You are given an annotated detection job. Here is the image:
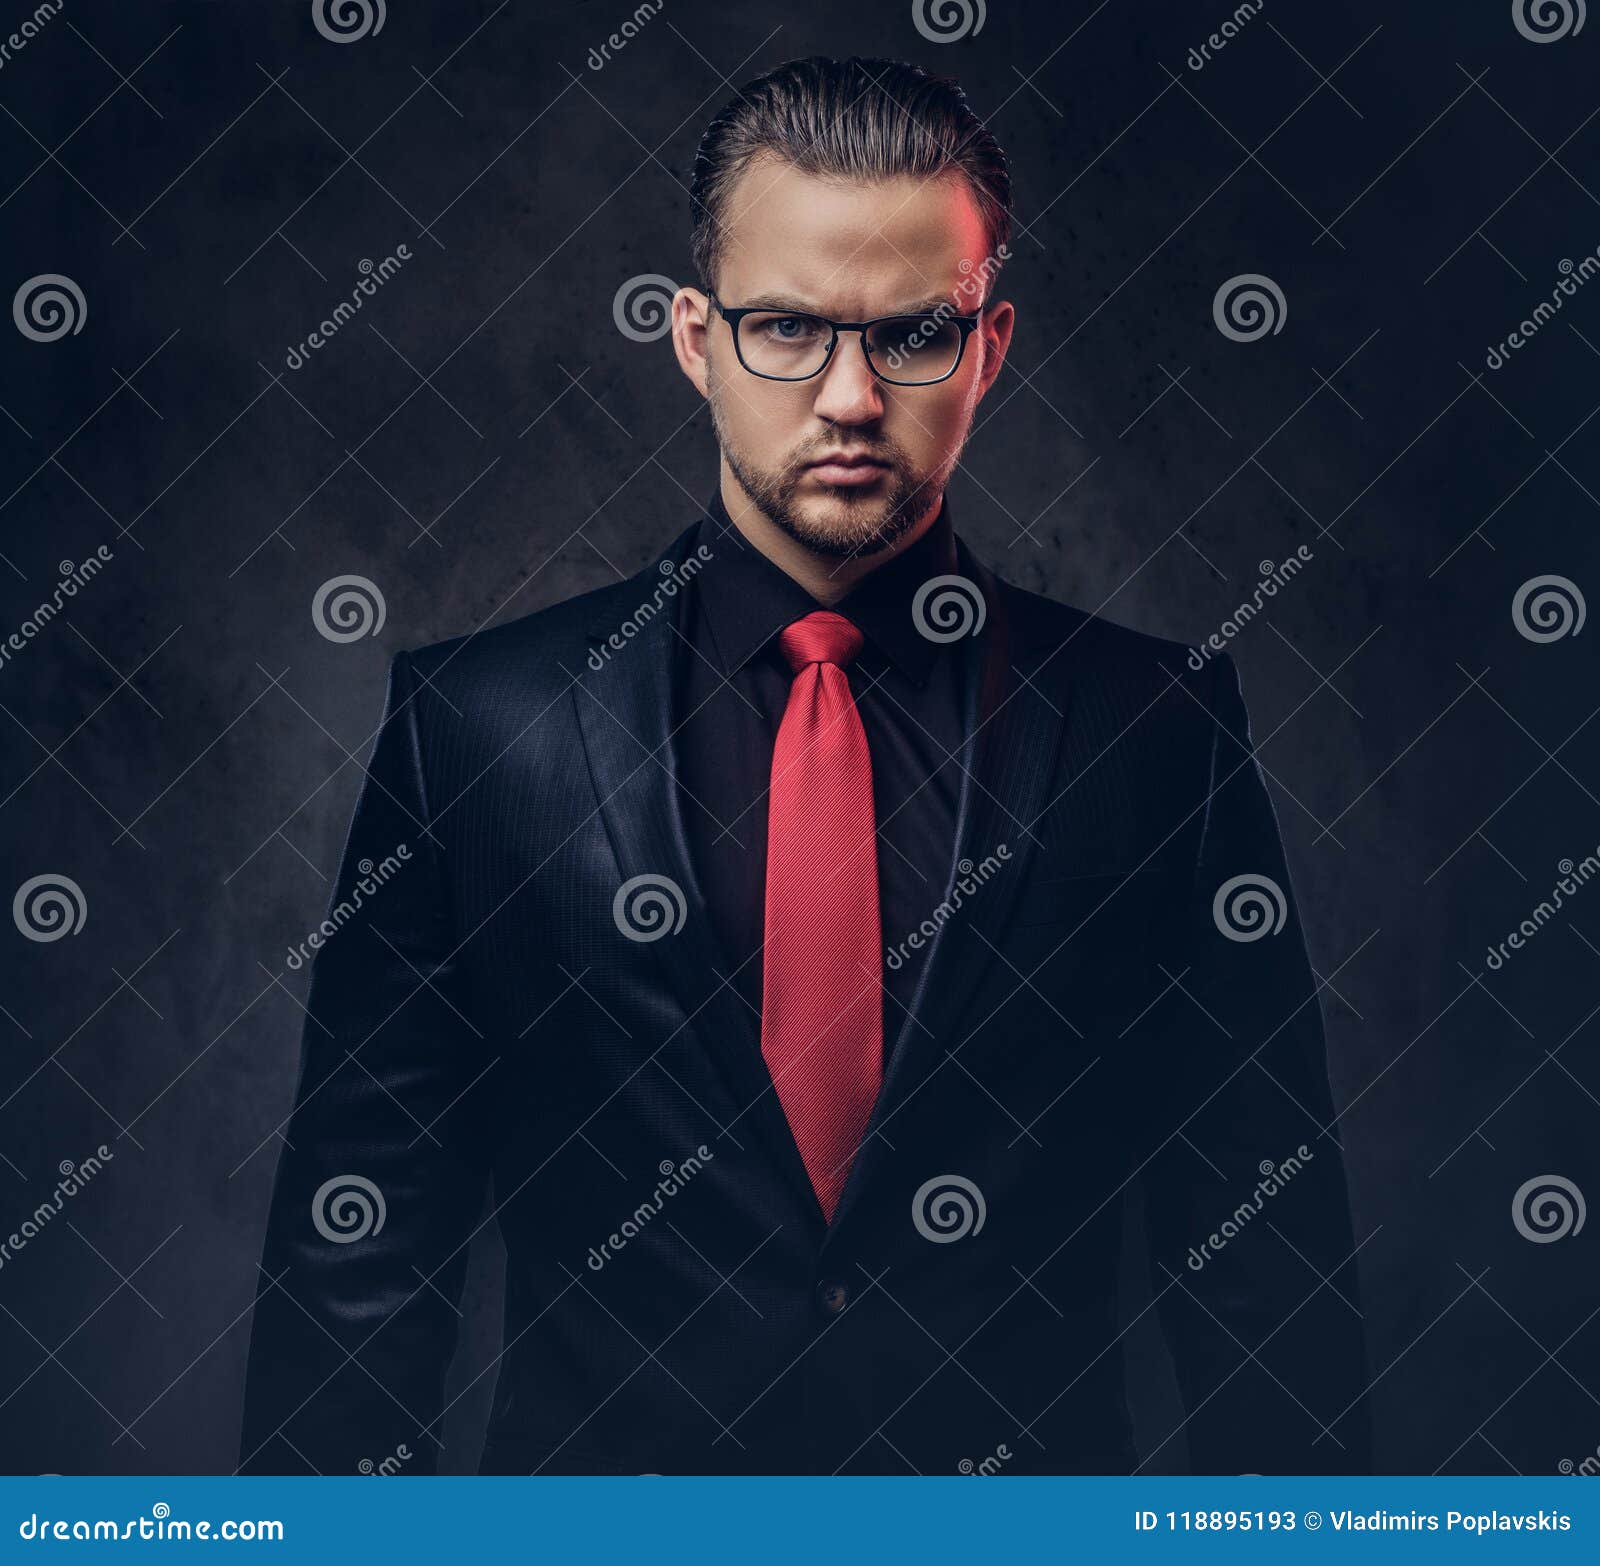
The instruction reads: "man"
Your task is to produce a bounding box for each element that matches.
[240,55,1372,1476]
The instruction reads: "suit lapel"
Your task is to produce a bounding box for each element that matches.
[828,552,1072,1228]
[570,532,821,1216]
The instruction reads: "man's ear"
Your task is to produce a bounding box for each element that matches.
[671,286,713,398]
[973,298,1015,402]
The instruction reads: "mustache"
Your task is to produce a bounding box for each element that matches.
[791,442,901,469]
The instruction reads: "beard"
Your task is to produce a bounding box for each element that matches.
[707,361,955,561]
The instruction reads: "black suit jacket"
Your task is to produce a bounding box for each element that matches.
[239,522,1373,1475]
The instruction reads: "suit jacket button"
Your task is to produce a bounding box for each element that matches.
[817,1280,849,1314]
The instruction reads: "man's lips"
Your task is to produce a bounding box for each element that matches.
[805,453,891,486]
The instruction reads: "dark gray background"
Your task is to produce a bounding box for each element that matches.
[1,0,1597,1475]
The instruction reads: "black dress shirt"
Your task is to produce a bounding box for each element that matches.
[675,489,968,1062]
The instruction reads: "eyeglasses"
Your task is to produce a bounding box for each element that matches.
[709,293,983,386]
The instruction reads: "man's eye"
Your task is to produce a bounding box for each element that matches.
[756,315,821,341]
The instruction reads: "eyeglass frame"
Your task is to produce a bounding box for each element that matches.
[706,291,986,386]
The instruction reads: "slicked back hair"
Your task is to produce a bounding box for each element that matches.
[689,55,1011,296]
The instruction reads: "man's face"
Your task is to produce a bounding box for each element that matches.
[676,153,1013,561]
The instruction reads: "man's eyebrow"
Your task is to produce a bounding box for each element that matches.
[731,293,970,316]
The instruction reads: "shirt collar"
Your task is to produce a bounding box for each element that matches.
[693,487,958,686]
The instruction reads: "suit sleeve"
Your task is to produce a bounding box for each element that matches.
[1139,650,1374,1475]
[238,649,493,1475]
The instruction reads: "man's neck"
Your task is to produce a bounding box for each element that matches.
[717,471,942,607]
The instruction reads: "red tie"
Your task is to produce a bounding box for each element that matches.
[761,610,883,1223]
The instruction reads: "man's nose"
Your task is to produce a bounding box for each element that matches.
[809,331,885,426]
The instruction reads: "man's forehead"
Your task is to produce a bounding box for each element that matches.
[715,152,989,306]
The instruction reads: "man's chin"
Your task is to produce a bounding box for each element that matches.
[771,492,911,559]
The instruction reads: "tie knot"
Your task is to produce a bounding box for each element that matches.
[778,610,863,673]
